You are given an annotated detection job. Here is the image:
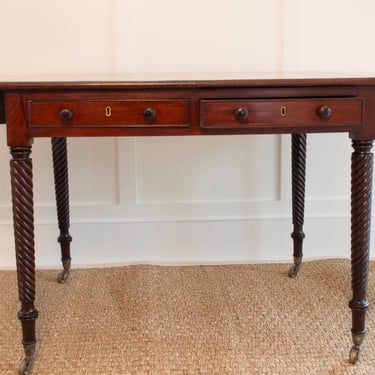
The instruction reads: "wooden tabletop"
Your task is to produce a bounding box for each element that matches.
[0,72,375,90]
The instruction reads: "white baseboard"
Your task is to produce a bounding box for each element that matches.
[0,216,365,269]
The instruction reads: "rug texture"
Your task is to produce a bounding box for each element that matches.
[1,259,374,374]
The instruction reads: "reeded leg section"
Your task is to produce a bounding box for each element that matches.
[10,146,39,374]
[289,134,306,278]
[52,138,72,283]
[349,139,373,363]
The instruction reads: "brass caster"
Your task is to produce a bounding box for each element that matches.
[288,265,300,278]
[19,342,36,375]
[349,346,360,364]
[18,356,34,375]
[19,341,36,375]
[288,256,302,278]
[57,269,70,284]
[57,259,71,283]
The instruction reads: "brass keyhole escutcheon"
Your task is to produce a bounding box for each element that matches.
[280,106,287,117]
[105,106,112,117]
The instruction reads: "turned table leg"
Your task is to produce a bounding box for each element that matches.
[349,139,373,363]
[51,137,72,283]
[10,146,38,375]
[289,134,307,278]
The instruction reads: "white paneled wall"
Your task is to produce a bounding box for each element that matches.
[116,1,283,72]
[0,1,374,268]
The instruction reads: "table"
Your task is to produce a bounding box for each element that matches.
[0,73,373,373]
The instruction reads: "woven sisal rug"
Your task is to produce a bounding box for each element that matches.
[1,259,374,374]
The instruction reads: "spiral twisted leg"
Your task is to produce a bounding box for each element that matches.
[52,138,72,283]
[10,146,39,375]
[349,139,373,364]
[289,134,307,278]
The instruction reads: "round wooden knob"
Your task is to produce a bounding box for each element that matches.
[143,107,156,121]
[234,107,249,122]
[317,105,332,120]
[59,108,74,121]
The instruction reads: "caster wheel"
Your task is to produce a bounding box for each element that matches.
[288,265,299,278]
[349,347,360,364]
[58,269,70,284]
[19,357,33,375]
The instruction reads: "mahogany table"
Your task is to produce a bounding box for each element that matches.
[0,73,373,374]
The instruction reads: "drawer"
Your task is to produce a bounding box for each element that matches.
[200,98,363,129]
[28,99,191,128]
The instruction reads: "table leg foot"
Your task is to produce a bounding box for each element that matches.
[288,256,302,278]
[349,333,365,364]
[19,342,35,375]
[58,259,71,283]
[349,347,359,364]
[58,258,71,283]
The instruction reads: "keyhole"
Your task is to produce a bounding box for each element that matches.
[105,106,112,117]
[280,106,287,117]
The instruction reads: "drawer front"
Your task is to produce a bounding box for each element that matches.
[28,99,190,127]
[201,98,363,129]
